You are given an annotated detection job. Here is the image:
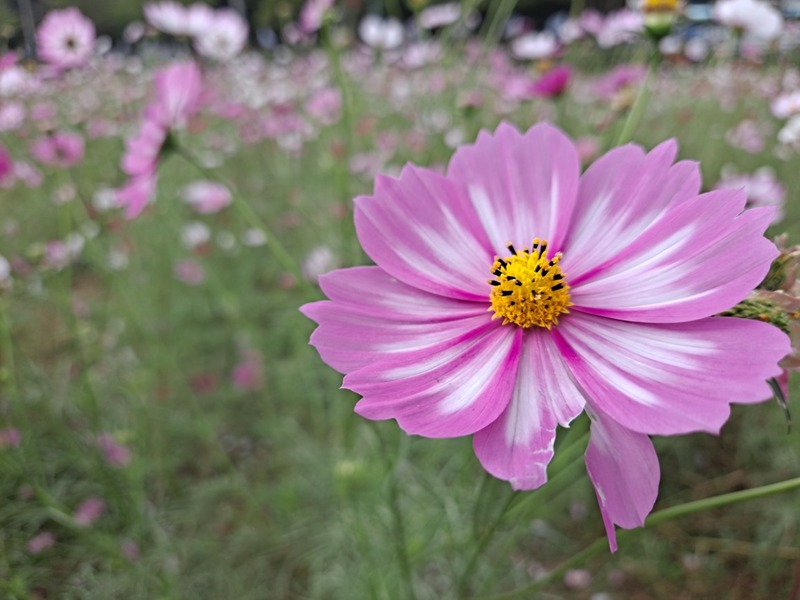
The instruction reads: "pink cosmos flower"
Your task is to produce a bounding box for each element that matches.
[29,132,85,168]
[116,61,203,218]
[771,90,800,120]
[595,9,644,48]
[36,8,96,69]
[301,123,790,551]
[193,8,249,61]
[231,348,264,391]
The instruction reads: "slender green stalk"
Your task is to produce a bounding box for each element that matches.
[480,0,517,54]
[373,425,417,600]
[614,55,658,147]
[481,476,800,599]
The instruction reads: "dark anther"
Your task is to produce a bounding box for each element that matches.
[501,290,514,296]
[551,283,564,291]
[534,264,541,273]
[493,269,502,276]
[506,243,517,255]
[553,274,563,281]
[490,280,500,286]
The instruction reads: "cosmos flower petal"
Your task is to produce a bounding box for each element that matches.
[345,323,522,438]
[570,191,777,322]
[302,266,488,373]
[472,329,585,490]
[354,166,494,300]
[553,313,788,435]
[561,140,701,280]
[585,408,659,553]
[447,122,580,254]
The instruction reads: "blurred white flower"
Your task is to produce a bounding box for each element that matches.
[358,15,404,50]
[510,31,559,60]
[713,0,783,40]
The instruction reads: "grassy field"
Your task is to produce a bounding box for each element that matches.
[1,26,800,600]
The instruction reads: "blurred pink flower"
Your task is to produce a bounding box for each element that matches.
[174,259,205,285]
[725,119,767,154]
[299,0,334,34]
[29,132,85,168]
[232,348,264,391]
[0,102,25,132]
[0,143,13,184]
[302,245,338,282]
[771,90,800,120]
[151,60,204,129]
[27,532,55,554]
[715,166,786,223]
[74,496,105,527]
[0,428,20,448]
[530,65,571,98]
[96,433,132,467]
[193,8,248,61]
[305,87,342,125]
[418,2,462,30]
[594,64,647,99]
[182,181,232,214]
[36,8,96,69]
[121,539,140,561]
[595,9,643,48]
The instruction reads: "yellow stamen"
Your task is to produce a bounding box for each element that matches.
[488,238,572,329]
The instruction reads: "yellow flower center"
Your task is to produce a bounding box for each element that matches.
[488,239,572,329]
[641,0,680,13]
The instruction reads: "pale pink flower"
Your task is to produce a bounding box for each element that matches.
[29,132,85,168]
[121,540,140,561]
[151,60,204,129]
[725,119,767,153]
[305,87,342,125]
[144,1,191,36]
[193,8,248,61]
[182,181,232,214]
[299,0,335,34]
[778,115,800,148]
[96,433,132,467]
[771,90,800,119]
[302,122,789,552]
[0,102,25,132]
[27,532,55,554]
[36,8,96,69]
[302,245,338,282]
[186,3,216,36]
[74,497,105,527]
[174,259,205,285]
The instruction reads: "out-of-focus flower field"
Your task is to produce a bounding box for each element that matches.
[1,1,800,598]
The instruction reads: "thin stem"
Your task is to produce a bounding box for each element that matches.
[614,54,658,147]
[481,475,800,599]
[373,425,417,600]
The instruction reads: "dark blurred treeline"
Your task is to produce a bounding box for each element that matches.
[2,0,628,41]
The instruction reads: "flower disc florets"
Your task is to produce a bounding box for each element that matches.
[489,239,571,329]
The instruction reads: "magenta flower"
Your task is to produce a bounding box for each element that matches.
[0,143,13,184]
[96,433,132,467]
[29,132,85,168]
[530,65,571,98]
[301,123,789,551]
[36,8,96,70]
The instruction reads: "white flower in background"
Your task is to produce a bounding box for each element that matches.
[358,15,404,50]
[713,0,783,40]
[684,37,710,61]
[182,181,232,214]
[510,31,559,60]
[778,114,800,147]
[193,8,249,61]
[186,3,215,36]
[595,9,644,48]
[418,2,461,30]
[181,222,212,249]
[302,245,338,282]
[0,254,11,289]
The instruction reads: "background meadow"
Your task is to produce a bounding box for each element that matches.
[1,1,800,598]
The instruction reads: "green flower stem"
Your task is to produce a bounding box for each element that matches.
[174,147,308,289]
[480,0,518,54]
[480,475,800,600]
[614,54,659,147]
[373,425,417,600]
